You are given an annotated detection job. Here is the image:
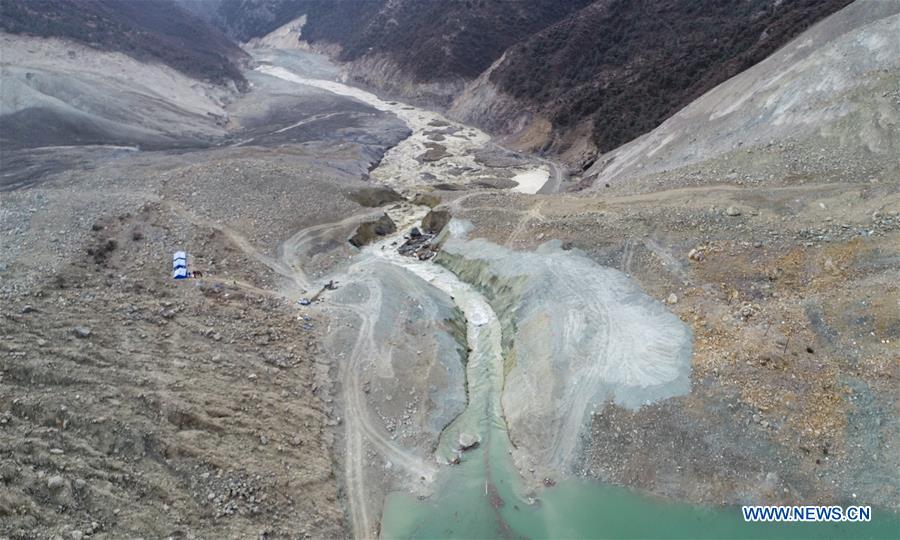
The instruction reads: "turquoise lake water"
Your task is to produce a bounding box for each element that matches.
[381,422,899,539]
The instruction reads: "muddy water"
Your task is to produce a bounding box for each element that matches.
[257,52,899,539]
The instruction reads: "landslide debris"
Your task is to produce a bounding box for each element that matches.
[0,0,248,87]
[436,233,692,474]
[446,177,900,509]
[0,204,345,539]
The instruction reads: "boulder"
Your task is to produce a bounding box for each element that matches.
[348,214,397,247]
[422,210,451,235]
[458,432,481,451]
[418,142,449,162]
[411,193,441,208]
[47,475,66,490]
[73,326,92,338]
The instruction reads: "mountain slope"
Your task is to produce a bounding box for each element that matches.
[215,0,591,102]
[217,0,589,79]
[0,0,247,87]
[0,33,233,150]
[211,0,853,159]
[582,0,900,190]
[451,0,854,162]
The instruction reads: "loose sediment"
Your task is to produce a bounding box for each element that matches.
[436,233,693,475]
[257,47,900,540]
[364,210,507,465]
[256,63,549,195]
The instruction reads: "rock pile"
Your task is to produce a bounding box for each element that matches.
[398,227,437,260]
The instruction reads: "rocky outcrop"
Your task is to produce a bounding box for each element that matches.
[421,210,451,235]
[418,142,450,163]
[410,193,441,208]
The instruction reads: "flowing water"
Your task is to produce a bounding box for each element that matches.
[257,51,900,539]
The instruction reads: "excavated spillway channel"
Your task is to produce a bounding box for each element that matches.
[258,53,900,540]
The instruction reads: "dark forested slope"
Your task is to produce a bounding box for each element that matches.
[488,0,855,153]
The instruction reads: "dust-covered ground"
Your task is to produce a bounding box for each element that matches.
[0,57,408,538]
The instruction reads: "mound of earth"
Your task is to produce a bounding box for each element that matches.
[344,186,405,208]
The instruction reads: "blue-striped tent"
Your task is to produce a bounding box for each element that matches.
[173,251,188,279]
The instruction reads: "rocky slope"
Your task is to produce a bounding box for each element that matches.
[0,49,410,538]
[467,0,855,158]
[0,0,257,151]
[0,33,235,150]
[216,0,590,105]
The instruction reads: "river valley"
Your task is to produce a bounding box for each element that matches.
[254,49,900,539]
[2,25,898,539]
